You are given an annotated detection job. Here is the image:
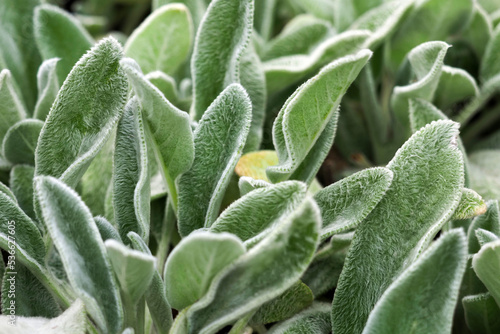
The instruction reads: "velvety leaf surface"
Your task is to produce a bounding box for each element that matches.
[34,4,94,84]
[238,176,271,196]
[314,167,393,238]
[469,150,500,201]
[332,120,464,334]
[2,119,43,165]
[267,50,371,183]
[34,58,60,121]
[164,231,245,311]
[267,302,331,334]
[476,228,500,246]
[113,97,150,243]
[9,165,36,221]
[210,181,306,243]
[0,181,15,202]
[121,58,194,210]
[35,176,122,333]
[362,230,467,334]
[105,239,156,305]
[35,37,127,188]
[95,216,121,242]
[453,188,487,220]
[124,4,193,76]
[463,292,500,333]
[434,66,479,111]
[473,239,500,307]
[0,70,26,143]
[178,84,251,236]
[186,198,321,334]
[190,0,254,120]
[153,0,206,29]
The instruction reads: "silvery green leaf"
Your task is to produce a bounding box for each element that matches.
[289,0,335,22]
[314,167,393,238]
[332,121,464,334]
[0,181,15,202]
[262,15,331,61]
[124,4,193,76]
[0,0,41,111]
[105,239,156,305]
[254,0,278,41]
[34,4,94,84]
[34,58,60,121]
[468,200,500,254]
[473,239,500,307]
[35,37,127,188]
[267,302,331,334]
[113,97,150,243]
[240,44,267,152]
[210,181,306,243]
[362,230,467,334]
[391,41,450,128]
[80,133,114,217]
[128,231,173,334]
[190,0,254,121]
[35,176,122,333]
[462,3,493,59]
[145,71,180,108]
[0,299,86,334]
[476,228,500,246]
[178,84,251,236]
[122,329,134,334]
[251,281,313,325]
[267,50,371,183]
[408,98,471,186]
[388,0,473,69]
[463,292,500,333]
[481,24,500,85]
[263,31,371,94]
[349,0,415,50]
[238,176,270,196]
[433,66,479,111]
[2,263,61,318]
[164,231,245,311]
[0,191,45,270]
[453,188,487,220]
[186,198,321,334]
[120,58,194,211]
[469,150,500,201]
[0,70,27,143]
[95,216,121,242]
[301,233,352,297]
[2,119,43,165]
[9,165,36,221]
[153,0,206,29]
[170,307,189,334]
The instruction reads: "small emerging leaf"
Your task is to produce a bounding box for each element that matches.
[453,188,487,220]
[2,119,43,165]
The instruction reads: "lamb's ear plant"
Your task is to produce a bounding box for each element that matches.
[1,0,500,333]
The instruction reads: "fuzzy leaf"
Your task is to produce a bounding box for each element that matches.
[0,299,86,334]
[469,150,500,201]
[473,240,500,308]
[186,198,320,334]
[105,239,156,305]
[95,216,121,242]
[120,58,194,210]
[34,4,94,84]
[476,229,500,246]
[463,292,500,333]
[267,303,331,334]
[314,167,393,238]
[332,120,464,334]
[481,24,500,85]
[35,176,122,333]
[251,281,313,325]
[434,66,479,111]
[124,4,193,76]
[453,188,487,220]
[190,0,254,120]
[0,70,26,143]
[391,41,450,128]
[178,83,251,236]
[153,0,206,29]
[34,58,60,121]
[2,119,43,165]
[0,181,15,202]
[9,165,36,221]
[0,0,41,111]
[211,181,307,243]
[113,97,150,243]
[128,231,173,333]
[263,31,371,93]
[145,71,180,107]
[238,176,270,196]
[35,37,127,188]
[362,230,467,334]
[463,4,493,59]
[164,231,245,310]
[468,200,500,254]
[267,50,371,183]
